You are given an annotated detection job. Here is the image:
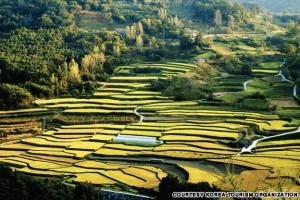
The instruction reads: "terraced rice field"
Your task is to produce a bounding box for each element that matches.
[0,62,299,192]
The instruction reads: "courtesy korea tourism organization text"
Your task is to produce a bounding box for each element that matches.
[172,192,299,199]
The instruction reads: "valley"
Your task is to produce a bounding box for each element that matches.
[0,0,299,199]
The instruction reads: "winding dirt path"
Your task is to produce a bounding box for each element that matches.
[134,106,144,122]
[243,80,253,91]
[237,126,300,156]
[243,60,298,99]
[276,60,298,99]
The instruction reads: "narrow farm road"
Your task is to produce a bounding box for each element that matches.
[237,126,300,156]
[134,106,144,122]
[243,80,253,91]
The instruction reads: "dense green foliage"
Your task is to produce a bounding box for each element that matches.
[0,0,131,109]
[151,63,217,101]
[0,164,103,200]
[157,175,221,200]
[0,0,285,110]
[266,25,300,85]
[284,25,300,84]
[0,0,73,32]
[0,83,33,109]
[164,77,212,101]
[0,27,126,101]
[234,0,300,14]
[194,0,247,25]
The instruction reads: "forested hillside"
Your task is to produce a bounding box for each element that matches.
[233,0,300,14]
[0,0,282,110]
[0,0,300,197]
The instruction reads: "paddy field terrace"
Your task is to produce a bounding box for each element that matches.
[0,61,299,193]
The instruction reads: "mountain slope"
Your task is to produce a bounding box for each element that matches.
[233,0,300,14]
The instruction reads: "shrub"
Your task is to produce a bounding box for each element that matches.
[133,67,161,74]
[157,175,221,200]
[25,82,53,98]
[164,77,211,101]
[151,79,169,91]
[0,83,33,109]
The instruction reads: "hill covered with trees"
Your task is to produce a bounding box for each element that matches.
[0,0,299,197]
[0,0,282,110]
[0,0,284,109]
[233,0,300,14]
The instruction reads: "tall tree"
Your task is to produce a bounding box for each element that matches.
[214,9,222,26]
[68,59,81,84]
[136,35,144,47]
[125,26,131,39]
[137,21,144,36]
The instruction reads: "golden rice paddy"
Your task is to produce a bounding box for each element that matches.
[0,62,298,191]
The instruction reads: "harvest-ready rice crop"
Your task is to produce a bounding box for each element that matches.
[7,157,64,170]
[21,138,71,148]
[63,109,134,114]
[178,164,220,184]
[61,124,126,129]
[63,150,94,158]
[96,87,131,92]
[20,167,72,176]
[0,143,37,150]
[110,76,158,81]
[104,143,154,151]
[122,167,161,189]
[110,95,168,100]
[120,130,162,137]
[52,166,98,173]
[153,144,234,155]
[0,158,29,167]
[74,173,116,185]
[55,128,104,135]
[257,139,300,148]
[125,125,165,131]
[160,135,215,142]
[205,158,271,170]
[168,142,236,150]
[37,136,89,142]
[27,150,75,158]
[67,141,105,151]
[93,92,123,97]
[98,82,151,88]
[190,122,248,130]
[101,170,146,187]
[165,126,237,132]
[35,98,85,105]
[164,130,239,139]
[126,91,162,95]
[136,166,168,180]
[143,150,222,159]
[232,156,300,171]
[244,119,296,131]
[46,104,136,110]
[255,151,300,160]
[75,160,128,170]
[90,134,115,141]
[52,135,92,139]
[158,110,279,120]
[94,148,141,156]
[0,108,49,115]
